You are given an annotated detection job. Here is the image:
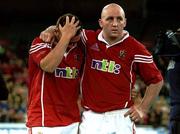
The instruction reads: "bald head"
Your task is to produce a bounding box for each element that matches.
[101,3,125,19]
[98,3,127,44]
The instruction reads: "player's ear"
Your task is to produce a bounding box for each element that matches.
[98,19,103,28]
[123,18,127,28]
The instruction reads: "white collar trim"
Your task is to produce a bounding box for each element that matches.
[97,30,129,48]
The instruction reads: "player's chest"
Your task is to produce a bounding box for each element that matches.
[60,48,84,68]
[87,42,133,63]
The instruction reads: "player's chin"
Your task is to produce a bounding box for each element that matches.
[110,34,120,39]
[110,31,120,36]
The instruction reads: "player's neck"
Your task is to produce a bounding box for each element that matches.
[104,33,126,45]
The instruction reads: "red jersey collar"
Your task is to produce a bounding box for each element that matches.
[64,43,77,58]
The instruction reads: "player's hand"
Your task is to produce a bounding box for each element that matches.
[124,106,146,122]
[40,26,57,43]
[59,16,81,39]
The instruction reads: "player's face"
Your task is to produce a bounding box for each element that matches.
[99,6,126,40]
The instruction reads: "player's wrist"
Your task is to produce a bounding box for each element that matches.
[137,105,148,116]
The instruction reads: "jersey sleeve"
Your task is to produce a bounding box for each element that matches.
[29,37,51,66]
[80,29,98,47]
[133,42,163,85]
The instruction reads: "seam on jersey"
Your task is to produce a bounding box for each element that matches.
[80,57,86,96]
[41,72,45,126]
[130,61,134,100]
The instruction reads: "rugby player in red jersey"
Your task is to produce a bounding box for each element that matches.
[27,14,84,134]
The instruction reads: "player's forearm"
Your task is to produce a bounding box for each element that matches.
[139,80,163,113]
[40,35,71,73]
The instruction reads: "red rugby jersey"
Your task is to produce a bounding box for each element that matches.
[27,37,84,127]
[80,29,163,112]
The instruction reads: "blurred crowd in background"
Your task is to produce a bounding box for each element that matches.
[0,39,28,123]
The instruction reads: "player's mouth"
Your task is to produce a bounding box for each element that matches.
[111,28,118,32]
[111,30,119,34]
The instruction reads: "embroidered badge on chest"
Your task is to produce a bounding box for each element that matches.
[119,50,126,58]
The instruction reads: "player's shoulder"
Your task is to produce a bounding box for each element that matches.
[31,37,43,46]
[81,29,100,44]
[82,29,99,37]
[125,35,152,57]
[29,37,51,54]
[128,35,147,49]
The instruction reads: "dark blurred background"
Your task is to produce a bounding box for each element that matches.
[0,0,179,129]
[1,0,179,58]
[0,0,179,40]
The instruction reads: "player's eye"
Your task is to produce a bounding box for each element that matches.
[106,17,114,22]
[117,17,123,22]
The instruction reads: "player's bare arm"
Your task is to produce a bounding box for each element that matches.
[40,16,80,73]
[124,80,163,122]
